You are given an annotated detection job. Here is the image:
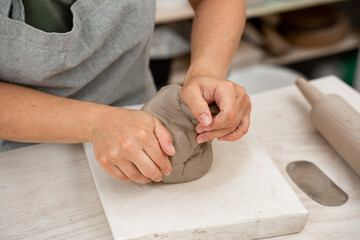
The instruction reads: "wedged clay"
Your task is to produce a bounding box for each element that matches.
[142,84,218,183]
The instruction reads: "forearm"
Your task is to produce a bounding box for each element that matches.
[187,0,246,80]
[180,0,250,142]
[0,82,109,143]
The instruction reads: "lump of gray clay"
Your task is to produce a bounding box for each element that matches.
[142,84,218,183]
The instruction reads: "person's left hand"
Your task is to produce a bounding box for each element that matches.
[180,73,251,143]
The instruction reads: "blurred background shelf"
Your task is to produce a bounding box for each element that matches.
[260,32,359,65]
[245,0,343,19]
[153,0,360,90]
[156,3,193,24]
[155,0,343,24]
[168,30,359,85]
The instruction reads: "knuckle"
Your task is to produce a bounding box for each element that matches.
[230,124,238,132]
[130,171,142,180]
[118,174,130,182]
[203,132,214,141]
[135,128,148,140]
[180,85,193,103]
[226,110,236,121]
[107,148,120,160]
[245,95,251,106]
[248,101,252,111]
[226,80,235,88]
[244,128,249,135]
[224,121,233,128]
[231,82,238,91]
[144,166,159,178]
[137,178,151,184]
[237,85,246,96]
[229,132,242,141]
[242,125,249,135]
[123,178,133,183]
[99,156,112,166]
[181,84,190,93]
[224,136,235,142]
[236,128,247,138]
[143,179,153,184]
[155,155,168,168]
[228,136,239,142]
[120,138,134,151]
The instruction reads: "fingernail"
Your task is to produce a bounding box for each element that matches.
[197,126,212,133]
[155,175,162,182]
[163,168,171,176]
[200,113,211,126]
[170,144,176,155]
[197,136,207,143]
[196,126,205,133]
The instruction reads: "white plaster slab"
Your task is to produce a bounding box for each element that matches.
[84,135,308,240]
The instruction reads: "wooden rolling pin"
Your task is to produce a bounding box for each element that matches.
[296,78,360,176]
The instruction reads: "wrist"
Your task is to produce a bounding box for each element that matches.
[88,105,133,144]
[185,62,228,84]
[87,104,115,143]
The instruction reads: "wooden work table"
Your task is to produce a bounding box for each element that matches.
[0,76,359,239]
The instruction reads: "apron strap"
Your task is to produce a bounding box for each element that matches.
[0,0,11,16]
[11,0,25,21]
[0,0,25,21]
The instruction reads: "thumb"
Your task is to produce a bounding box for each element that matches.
[181,86,212,127]
[153,117,176,156]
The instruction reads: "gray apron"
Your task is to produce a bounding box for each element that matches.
[0,0,157,152]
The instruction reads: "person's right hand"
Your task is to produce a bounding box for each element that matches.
[90,107,175,184]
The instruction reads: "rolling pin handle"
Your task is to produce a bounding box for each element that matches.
[296,78,324,106]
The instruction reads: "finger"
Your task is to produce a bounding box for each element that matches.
[197,93,237,133]
[196,91,248,133]
[197,126,235,143]
[121,149,163,182]
[143,133,172,176]
[196,101,251,142]
[111,165,133,183]
[199,100,251,142]
[153,117,176,157]
[97,156,133,182]
[196,106,242,135]
[195,110,222,133]
[196,108,235,133]
[181,84,212,127]
[218,114,250,141]
[118,161,152,184]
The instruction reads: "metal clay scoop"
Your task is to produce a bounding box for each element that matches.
[287,161,348,206]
